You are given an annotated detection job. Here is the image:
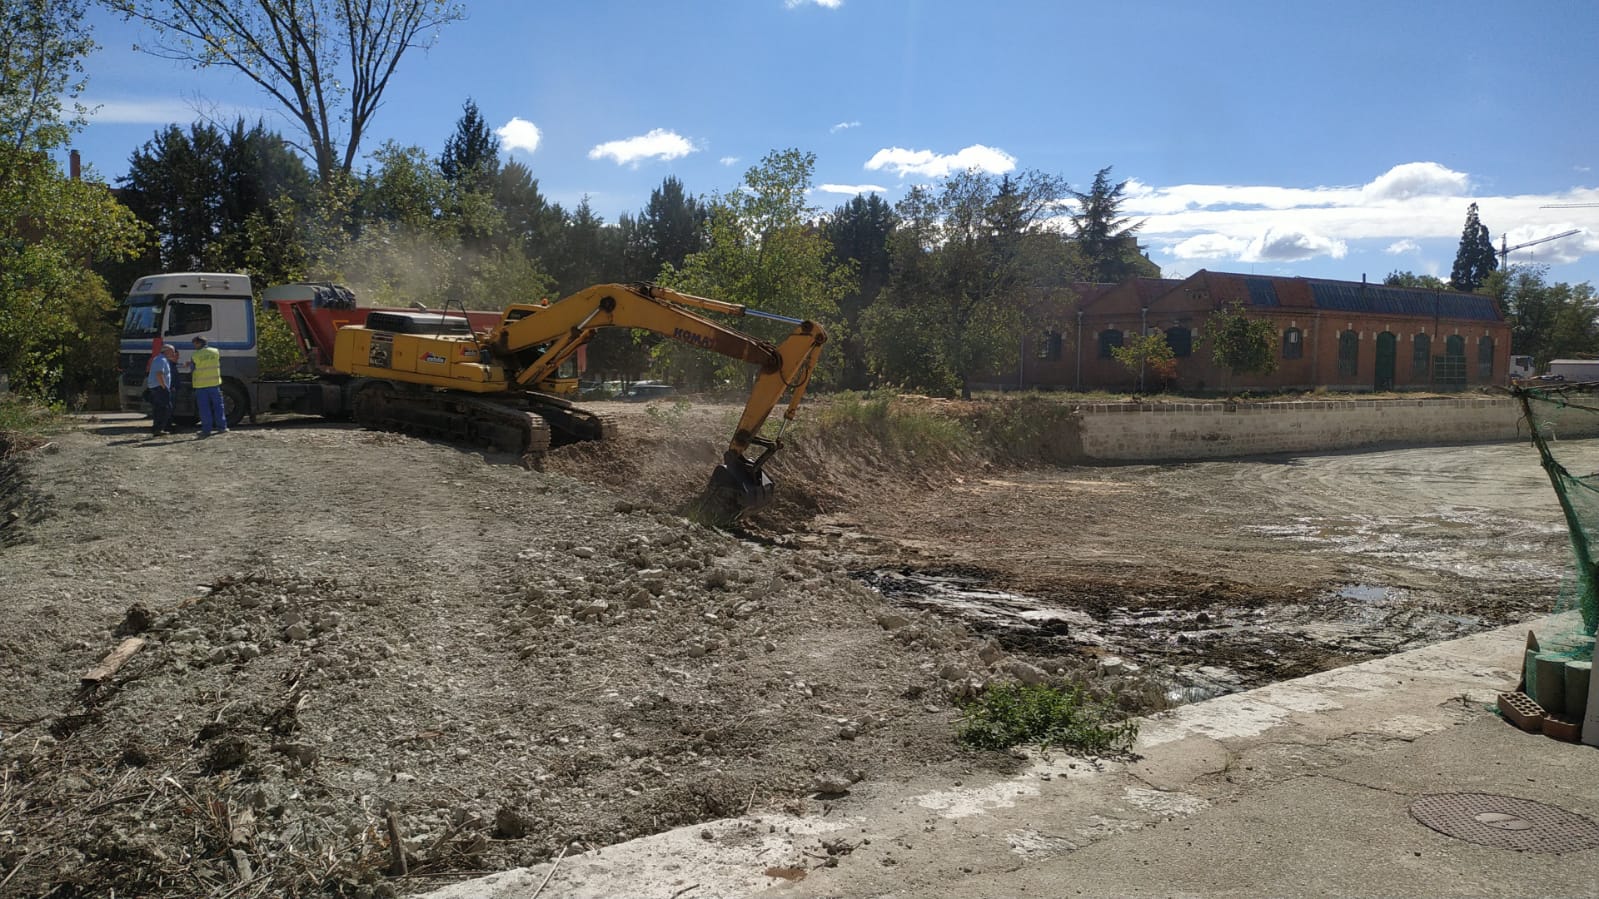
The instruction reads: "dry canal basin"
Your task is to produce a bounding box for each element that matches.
[811,439,1592,703]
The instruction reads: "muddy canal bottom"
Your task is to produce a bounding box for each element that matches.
[859,568,1519,706]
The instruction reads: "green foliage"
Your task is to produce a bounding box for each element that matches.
[659,149,849,387]
[1450,202,1498,292]
[439,98,499,191]
[825,193,897,390]
[1383,270,1448,290]
[1,0,92,156]
[0,394,69,447]
[1205,302,1279,378]
[255,302,306,375]
[1488,265,1599,365]
[1110,330,1177,390]
[869,169,1077,399]
[957,682,1139,754]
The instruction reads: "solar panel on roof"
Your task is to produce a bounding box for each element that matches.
[1245,278,1280,307]
[1307,282,1499,321]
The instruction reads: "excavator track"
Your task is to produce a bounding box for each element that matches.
[354,384,553,466]
[523,393,621,446]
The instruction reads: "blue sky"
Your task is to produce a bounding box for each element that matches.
[64,0,1599,286]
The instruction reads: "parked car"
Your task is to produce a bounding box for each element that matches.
[622,383,677,401]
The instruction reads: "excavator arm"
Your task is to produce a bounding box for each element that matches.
[487,283,828,515]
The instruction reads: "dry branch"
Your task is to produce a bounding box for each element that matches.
[81,637,146,687]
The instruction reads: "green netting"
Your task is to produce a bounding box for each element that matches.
[1516,384,1599,639]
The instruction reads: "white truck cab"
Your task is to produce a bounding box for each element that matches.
[118,273,257,425]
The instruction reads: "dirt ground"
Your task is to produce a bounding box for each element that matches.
[0,399,1575,897]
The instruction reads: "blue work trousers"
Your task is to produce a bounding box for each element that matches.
[196,385,227,436]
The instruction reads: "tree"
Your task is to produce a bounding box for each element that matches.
[1111,331,1176,392]
[864,169,1075,398]
[1489,266,1599,366]
[1384,270,1448,290]
[825,193,897,389]
[2,0,92,159]
[660,148,848,388]
[1205,302,1278,383]
[625,176,707,281]
[101,0,465,184]
[1449,202,1497,292]
[1,0,145,396]
[439,97,499,189]
[119,118,312,272]
[1067,166,1153,283]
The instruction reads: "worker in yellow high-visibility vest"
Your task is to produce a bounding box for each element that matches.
[188,335,227,437]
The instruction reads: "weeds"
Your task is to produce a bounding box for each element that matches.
[815,389,973,460]
[0,396,68,456]
[957,682,1139,755]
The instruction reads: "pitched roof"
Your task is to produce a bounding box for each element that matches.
[1181,270,1502,322]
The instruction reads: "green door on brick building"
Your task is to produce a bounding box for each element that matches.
[1374,332,1396,391]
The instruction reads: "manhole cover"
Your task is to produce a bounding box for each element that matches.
[1409,793,1599,853]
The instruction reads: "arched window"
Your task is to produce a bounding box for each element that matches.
[1282,327,1303,360]
[1478,336,1495,380]
[1165,326,1193,358]
[1412,333,1430,376]
[1037,331,1063,361]
[1098,329,1124,359]
[1337,330,1359,377]
[1445,334,1465,357]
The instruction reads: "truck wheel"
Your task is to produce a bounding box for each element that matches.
[223,382,249,427]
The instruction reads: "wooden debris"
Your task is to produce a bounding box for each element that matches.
[81,637,146,688]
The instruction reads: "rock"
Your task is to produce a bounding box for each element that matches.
[811,773,852,796]
[284,623,311,641]
[978,640,1005,666]
[572,546,596,559]
[1004,660,1050,686]
[576,600,610,621]
[876,613,913,631]
[170,627,206,644]
[625,588,655,609]
[115,604,155,636]
[938,663,970,682]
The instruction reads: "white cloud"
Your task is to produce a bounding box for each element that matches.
[588,128,696,166]
[1169,234,1251,260]
[864,144,1016,178]
[816,183,887,195]
[786,0,843,8]
[496,117,542,155]
[1361,161,1469,202]
[830,120,860,133]
[1118,163,1599,268]
[719,156,740,167]
[83,96,260,124]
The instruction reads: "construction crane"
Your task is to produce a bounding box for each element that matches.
[1500,229,1581,268]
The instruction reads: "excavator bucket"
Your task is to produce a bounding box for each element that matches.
[701,450,775,521]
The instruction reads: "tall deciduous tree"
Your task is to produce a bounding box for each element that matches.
[1489,265,1599,366]
[2,0,145,395]
[100,0,465,184]
[1067,166,1154,283]
[1449,202,1497,292]
[865,169,1074,398]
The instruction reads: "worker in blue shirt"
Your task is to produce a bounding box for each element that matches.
[145,344,178,436]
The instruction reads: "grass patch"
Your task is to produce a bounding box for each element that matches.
[0,396,69,457]
[812,389,974,462]
[957,682,1139,755]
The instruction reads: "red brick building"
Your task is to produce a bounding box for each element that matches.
[1009,270,1511,393]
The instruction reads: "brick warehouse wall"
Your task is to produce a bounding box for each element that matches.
[1072,397,1599,462]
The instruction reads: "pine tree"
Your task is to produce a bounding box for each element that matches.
[1067,166,1146,283]
[1449,202,1498,292]
[440,98,500,190]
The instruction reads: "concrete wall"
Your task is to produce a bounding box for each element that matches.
[1074,396,1596,462]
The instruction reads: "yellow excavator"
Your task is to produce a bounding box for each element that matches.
[329,282,827,517]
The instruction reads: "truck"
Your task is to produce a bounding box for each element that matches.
[1542,359,1599,383]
